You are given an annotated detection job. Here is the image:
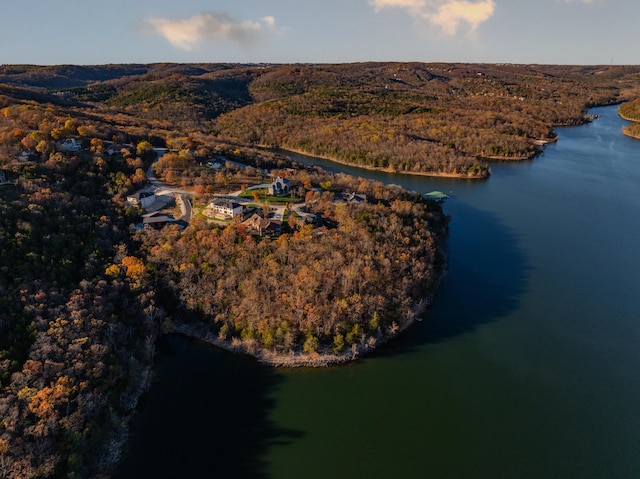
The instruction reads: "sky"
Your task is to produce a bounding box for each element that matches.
[1,0,638,65]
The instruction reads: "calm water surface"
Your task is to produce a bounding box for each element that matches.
[116,105,640,479]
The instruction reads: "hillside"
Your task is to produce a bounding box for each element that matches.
[1,63,639,177]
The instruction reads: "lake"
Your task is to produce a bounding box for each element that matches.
[115,104,640,479]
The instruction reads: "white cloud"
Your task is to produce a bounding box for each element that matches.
[370,0,496,35]
[430,1,496,34]
[148,12,277,51]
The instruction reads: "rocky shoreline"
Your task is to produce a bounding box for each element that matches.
[167,258,447,368]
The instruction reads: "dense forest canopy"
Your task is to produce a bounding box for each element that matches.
[0,61,639,478]
[0,96,160,478]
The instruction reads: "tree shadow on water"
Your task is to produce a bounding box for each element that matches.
[114,334,301,479]
[373,201,532,358]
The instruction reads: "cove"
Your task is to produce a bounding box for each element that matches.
[115,104,640,479]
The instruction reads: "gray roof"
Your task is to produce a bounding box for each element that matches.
[210,198,242,209]
[128,191,154,200]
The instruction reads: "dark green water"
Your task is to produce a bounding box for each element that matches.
[115,105,640,479]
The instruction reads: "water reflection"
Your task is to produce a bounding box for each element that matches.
[114,335,302,479]
[373,201,531,357]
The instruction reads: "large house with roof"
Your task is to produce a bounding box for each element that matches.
[127,190,156,209]
[209,198,243,219]
[268,177,291,196]
[241,212,282,237]
[56,138,82,152]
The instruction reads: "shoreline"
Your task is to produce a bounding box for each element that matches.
[618,111,640,140]
[169,263,447,368]
[618,111,640,123]
[170,309,416,367]
[622,128,640,140]
[617,111,640,140]
[272,146,491,179]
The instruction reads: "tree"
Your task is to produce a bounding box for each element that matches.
[121,256,146,282]
[136,140,155,159]
[302,333,319,354]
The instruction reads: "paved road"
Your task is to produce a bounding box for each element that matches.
[177,193,192,221]
[145,154,193,221]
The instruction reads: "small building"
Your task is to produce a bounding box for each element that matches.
[341,192,367,203]
[209,198,243,219]
[127,191,156,209]
[424,191,449,202]
[268,177,291,196]
[18,149,39,162]
[143,215,171,230]
[56,138,82,152]
[106,144,134,156]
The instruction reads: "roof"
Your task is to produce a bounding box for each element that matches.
[128,191,154,200]
[241,213,282,235]
[342,192,367,202]
[106,144,133,154]
[143,215,171,224]
[424,191,449,201]
[210,198,242,209]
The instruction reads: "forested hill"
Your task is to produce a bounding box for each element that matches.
[1,62,639,177]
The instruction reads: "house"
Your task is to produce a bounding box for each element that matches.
[106,144,134,156]
[268,177,291,196]
[143,215,171,230]
[341,192,367,203]
[127,191,156,208]
[209,198,243,219]
[18,149,38,162]
[241,213,282,237]
[56,138,82,152]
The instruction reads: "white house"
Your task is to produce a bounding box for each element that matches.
[57,138,82,152]
[209,198,243,219]
[127,191,156,208]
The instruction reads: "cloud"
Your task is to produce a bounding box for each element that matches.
[371,0,496,35]
[430,1,496,34]
[148,12,277,51]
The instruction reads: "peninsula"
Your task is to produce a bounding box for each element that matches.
[1,62,640,479]
[619,99,640,139]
